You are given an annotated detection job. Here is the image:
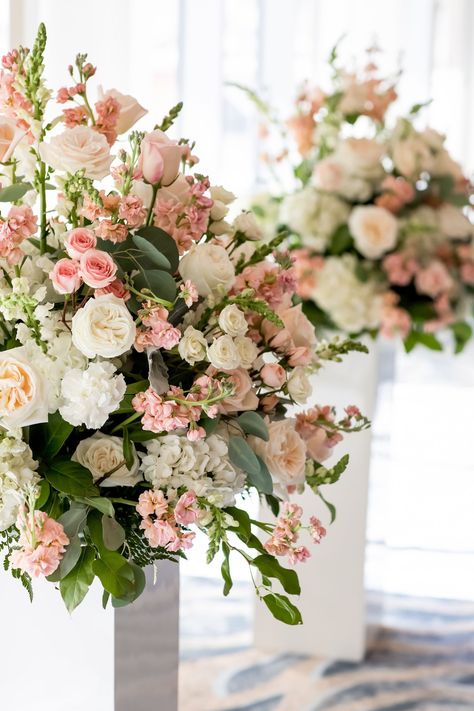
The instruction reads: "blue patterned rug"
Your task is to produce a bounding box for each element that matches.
[179,577,474,711]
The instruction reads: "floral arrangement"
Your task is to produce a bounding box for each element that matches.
[0,26,368,624]
[245,45,474,353]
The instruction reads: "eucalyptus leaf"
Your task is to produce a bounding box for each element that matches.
[0,182,32,202]
[47,536,82,582]
[132,234,171,271]
[92,550,135,598]
[228,436,261,478]
[111,561,146,607]
[237,412,269,441]
[60,546,95,613]
[133,269,177,302]
[76,496,115,517]
[58,503,89,539]
[136,226,179,273]
[102,515,126,551]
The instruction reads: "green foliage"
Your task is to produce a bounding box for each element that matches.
[44,459,99,497]
[132,234,171,271]
[236,412,269,441]
[29,411,74,461]
[102,516,126,551]
[294,159,313,186]
[252,554,300,595]
[58,502,89,539]
[122,427,135,470]
[154,101,183,132]
[262,593,302,625]
[0,183,32,202]
[133,269,177,303]
[135,226,179,273]
[404,330,443,353]
[449,321,472,354]
[329,224,353,255]
[221,542,233,596]
[228,437,273,494]
[47,535,82,582]
[60,546,95,613]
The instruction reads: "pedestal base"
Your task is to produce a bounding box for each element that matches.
[254,340,379,661]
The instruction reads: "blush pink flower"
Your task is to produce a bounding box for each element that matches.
[79,248,117,289]
[50,257,83,294]
[179,280,198,307]
[288,546,311,564]
[309,516,326,544]
[95,277,130,301]
[295,406,342,462]
[415,260,453,298]
[118,194,147,228]
[174,490,199,525]
[95,219,128,244]
[260,363,286,389]
[383,252,419,287]
[136,489,169,519]
[65,227,97,259]
[11,507,69,578]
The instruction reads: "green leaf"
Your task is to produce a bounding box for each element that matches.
[262,593,303,625]
[200,415,221,436]
[0,182,32,202]
[29,411,74,461]
[76,496,115,517]
[249,456,273,495]
[221,542,233,596]
[449,320,472,354]
[102,515,126,551]
[329,224,353,255]
[112,561,146,607]
[47,535,82,582]
[403,330,443,353]
[133,269,177,302]
[253,554,300,595]
[35,480,50,509]
[225,506,251,541]
[102,590,110,609]
[128,428,158,443]
[264,494,280,517]
[92,550,135,598]
[228,436,261,478]
[45,459,99,497]
[125,379,149,394]
[136,226,179,273]
[122,428,135,470]
[60,546,95,613]
[58,503,89,539]
[132,234,171,271]
[237,412,269,441]
[318,490,337,523]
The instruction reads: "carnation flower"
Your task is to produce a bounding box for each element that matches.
[59,361,126,429]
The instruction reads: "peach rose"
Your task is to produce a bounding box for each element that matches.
[260,363,286,389]
[97,87,147,134]
[39,126,113,180]
[217,368,259,414]
[349,205,398,259]
[0,346,48,428]
[262,304,317,366]
[79,249,117,289]
[64,228,97,259]
[0,116,25,162]
[50,258,83,294]
[138,129,184,186]
[250,419,306,488]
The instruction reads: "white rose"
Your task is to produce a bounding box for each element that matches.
[207,334,240,370]
[334,138,384,180]
[233,211,263,240]
[39,126,113,180]
[178,326,208,365]
[281,187,350,252]
[208,220,233,236]
[287,367,312,404]
[210,200,229,221]
[179,244,235,296]
[234,336,259,370]
[97,87,147,134]
[438,203,473,239]
[218,305,248,337]
[391,136,433,178]
[349,205,398,259]
[0,346,48,429]
[210,186,236,204]
[72,294,136,358]
[73,433,140,487]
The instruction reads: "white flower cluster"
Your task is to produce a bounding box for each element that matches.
[139,433,245,507]
[280,186,349,251]
[312,255,383,333]
[0,436,39,530]
[59,361,126,430]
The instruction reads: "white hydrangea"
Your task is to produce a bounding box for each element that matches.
[59,361,126,430]
[312,255,383,333]
[139,433,245,507]
[280,187,350,252]
[0,435,39,531]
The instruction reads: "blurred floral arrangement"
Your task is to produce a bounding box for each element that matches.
[243,44,474,353]
[0,25,369,623]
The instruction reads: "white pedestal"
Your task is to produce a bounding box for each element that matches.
[254,339,379,661]
[1,560,179,711]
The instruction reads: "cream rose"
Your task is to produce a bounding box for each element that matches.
[438,203,473,239]
[335,137,384,180]
[218,305,248,337]
[250,419,306,488]
[313,157,345,192]
[97,87,147,134]
[0,116,25,162]
[0,346,48,428]
[391,136,433,178]
[207,335,241,371]
[178,244,235,296]
[73,433,140,487]
[233,212,262,240]
[287,367,312,404]
[39,126,113,180]
[71,294,136,358]
[178,326,208,365]
[349,205,398,259]
[234,336,258,370]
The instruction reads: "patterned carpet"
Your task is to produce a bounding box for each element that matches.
[179,577,474,711]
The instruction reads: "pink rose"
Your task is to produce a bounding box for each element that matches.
[217,368,259,414]
[96,277,130,301]
[262,304,317,366]
[313,157,344,192]
[415,260,453,298]
[97,87,147,134]
[250,419,307,488]
[80,249,117,289]
[138,129,184,186]
[50,258,82,294]
[65,228,97,259]
[260,363,286,389]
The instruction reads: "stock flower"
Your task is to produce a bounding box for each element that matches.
[71,294,136,358]
[0,346,48,428]
[39,125,113,179]
[178,243,235,296]
[73,433,140,486]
